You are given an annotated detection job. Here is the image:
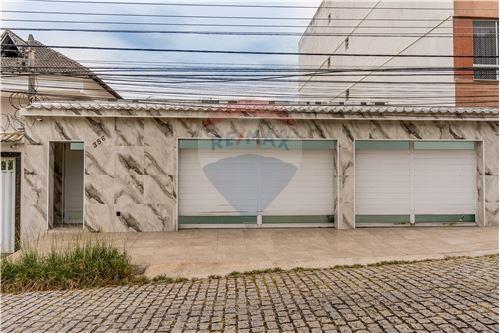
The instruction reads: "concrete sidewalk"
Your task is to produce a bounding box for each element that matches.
[28,226,498,278]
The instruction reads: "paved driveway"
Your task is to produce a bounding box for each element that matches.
[36,226,499,278]
[2,256,498,333]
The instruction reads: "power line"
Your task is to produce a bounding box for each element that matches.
[2,65,481,77]
[3,75,464,89]
[2,10,455,22]
[14,44,498,58]
[330,14,452,100]
[2,69,478,78]
[4,65,477,72]
[17,0,460,10]
[4,78,465,98]
[69,59,471,69]
[4,82,495,101]
[4,66,491,85]
[2,18,457,29]
[2,71,470,78]
[2,80,495,106]
[3,88,496,107]
[0,73,476,84]
[4,71,466,90]
[5,27,465,37]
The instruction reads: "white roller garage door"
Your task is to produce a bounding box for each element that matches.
[355,149,411,217]
[178,139,336,228]
[355,141,477,225]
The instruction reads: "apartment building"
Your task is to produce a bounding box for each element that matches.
[299,0,498,107]
[454,0,499,106]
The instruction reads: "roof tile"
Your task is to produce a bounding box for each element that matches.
[23,100,499,116]
[1,30,121,99]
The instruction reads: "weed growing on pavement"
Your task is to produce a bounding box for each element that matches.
[226,267,284,278]
[366,260,417,266]
[151,275,188,283]
[1,239,134,293]
[291,267,306,272]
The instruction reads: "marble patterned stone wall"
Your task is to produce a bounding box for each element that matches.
[21,116,499,240]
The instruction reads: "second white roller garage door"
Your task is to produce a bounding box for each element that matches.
[355,141,477,225]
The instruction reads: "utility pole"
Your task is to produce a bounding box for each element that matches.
[27,34,36,100]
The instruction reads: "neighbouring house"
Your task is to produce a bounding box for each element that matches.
[1,29,121,252]
[15,100,499,242]
[298,0,498,107]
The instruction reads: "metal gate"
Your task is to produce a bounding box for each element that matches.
[1,158,16,253]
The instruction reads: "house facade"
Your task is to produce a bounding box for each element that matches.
[16,100,498,241]
[299,0,498,107]
[1,30,120,145]
[1,30,120,252]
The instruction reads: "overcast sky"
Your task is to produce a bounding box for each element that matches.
[3,1,322,67]
[3,0,325,99]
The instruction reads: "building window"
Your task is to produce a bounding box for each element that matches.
[345,37,350,50]
[473,20,498,80]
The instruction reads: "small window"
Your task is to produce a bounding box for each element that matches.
[327,57,331,68]
[345,89,350,100]
[345,37,350,50]
[473,20,499,80]
[328,13,331,24]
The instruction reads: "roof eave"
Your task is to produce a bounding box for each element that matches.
[90,73,122,100]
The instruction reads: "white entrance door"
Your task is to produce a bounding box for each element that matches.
[355,141,477,225]
[178,139,336,227]
[1,158,16,253]
[63,143,84,224]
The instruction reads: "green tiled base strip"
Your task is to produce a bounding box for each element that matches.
[355,140,410,150]
[262,215,335,224]
[415,214,475,223]
[179,216,257,224]
[414,141,475,150]
[356,215,411,223]
[356,214,475,224]
[180,215,336,224]
[356,140,475,151]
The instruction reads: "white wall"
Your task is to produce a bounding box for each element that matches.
[1,74,116,133]
[299,0,455,105]
[2,75,115,101]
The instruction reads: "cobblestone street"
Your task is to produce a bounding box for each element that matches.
[1,256,498,333]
